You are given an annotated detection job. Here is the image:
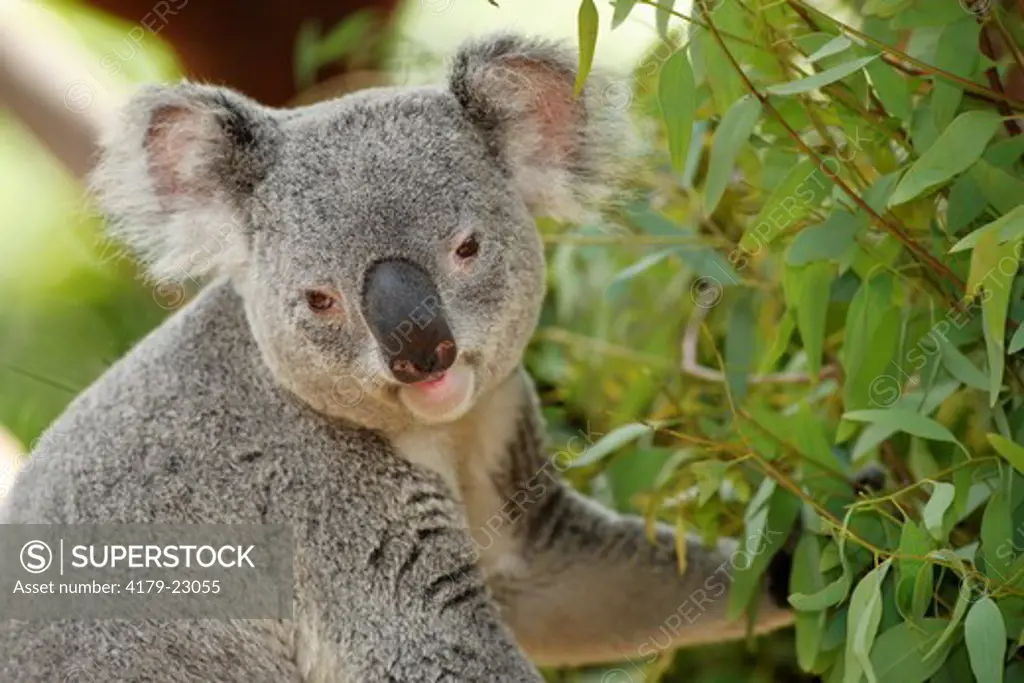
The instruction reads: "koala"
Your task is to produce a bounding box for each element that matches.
[0,34,793,683]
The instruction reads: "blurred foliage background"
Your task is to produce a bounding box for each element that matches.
[3,0,1024,681]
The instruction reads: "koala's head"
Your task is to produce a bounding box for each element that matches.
[93,34,626,433]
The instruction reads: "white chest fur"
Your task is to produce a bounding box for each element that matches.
[388,372,528,580]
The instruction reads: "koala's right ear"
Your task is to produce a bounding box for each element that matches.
[91,83,280,282]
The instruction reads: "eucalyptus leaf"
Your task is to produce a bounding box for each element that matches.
[951,205,1024,253]
[571,422,655,468]
[741,158,828,252]
[611,0,637,28]
[1010,325,1024,355]
[844,409,960,445]
[788,211,859,266]
[574,0,599,95]
[970,233,1022,405]
[889,111,1003,206]
[792,535,828,671]
[871,619,955,683]
[659,49,697,174]
[865,59,912,122]
[988,434,1024,475]
[655,0,676,38]
[965,597,1007,683]
[923,482,957,541]
[808,36,853,62]
[844,559,892,683]
[767,56,878,96]
[705,95,762,214]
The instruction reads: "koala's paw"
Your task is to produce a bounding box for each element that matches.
[851,464,886,495]
[766,545,794,608]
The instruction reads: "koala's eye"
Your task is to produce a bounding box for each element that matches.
[454,234,480,260]
[304,289,338,313]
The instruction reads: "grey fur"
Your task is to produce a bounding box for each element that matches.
[1,34,790,683]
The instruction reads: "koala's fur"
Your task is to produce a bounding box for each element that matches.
[0,35,792,682]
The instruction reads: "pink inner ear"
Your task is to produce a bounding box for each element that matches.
[491,56,582,166]
[144,105,215,201]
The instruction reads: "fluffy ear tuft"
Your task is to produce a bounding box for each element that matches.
[90,83,280,283]
[449,34,632,223]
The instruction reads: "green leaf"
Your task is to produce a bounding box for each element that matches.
[1010,325,1024,355]
[760,313,796,373]
[766,56,878,96]
[863,0,913,17]
[610,0,637,28]
[575,0,599,96]
[606,447,674,512]
[889,110,1003,206]
[808,35,853,62]
[923,482,957,541]
[704,95,762,214]
[981,486,1014,582]
[844,409,960,445]
[986,136,1024,168]
[788,211,859,266]
[969,160,1024,214]
[947,173,989,234]
[841,274,901,413]
[607,248,676,298]
[852,382,961,460]
[930,19,980,132]
[698,27,746,115]
[655,0,675,37]
[970,232,1022,405]
[891,0,970,27]
[727,481,800,618]
[740,158,828,252]
[790,261,834,375]
[791,571,852,611]
[939,339,990,392]
[692,460,729,506]
[293,21,322,91]
[725,295,756,403]
[952,203,1024,253]
[865,59,912,122]
[792,535,827,671]
[896,520,934,619]
[871,619,955,683]
[965,597,1007,683]
[924,577,971,660]
[844,559,892,683]
[570,422,655,468]
[659,49,697,174]
[988,434,1024,475]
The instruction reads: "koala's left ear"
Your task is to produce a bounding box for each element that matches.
[449,34,630,223]
[91,83,280,283]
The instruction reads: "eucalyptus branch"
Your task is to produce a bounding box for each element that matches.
[696,0,966,306]
[789,0,1024,111]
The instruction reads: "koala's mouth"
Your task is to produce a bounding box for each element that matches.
[397,362,476,425]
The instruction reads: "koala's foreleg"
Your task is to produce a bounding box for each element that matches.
[487,383,792,668]
[494,484,793,667]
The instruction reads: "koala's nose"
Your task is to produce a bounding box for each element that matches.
[361,258,458,384]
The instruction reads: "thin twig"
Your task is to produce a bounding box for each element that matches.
[680,304,837,384]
